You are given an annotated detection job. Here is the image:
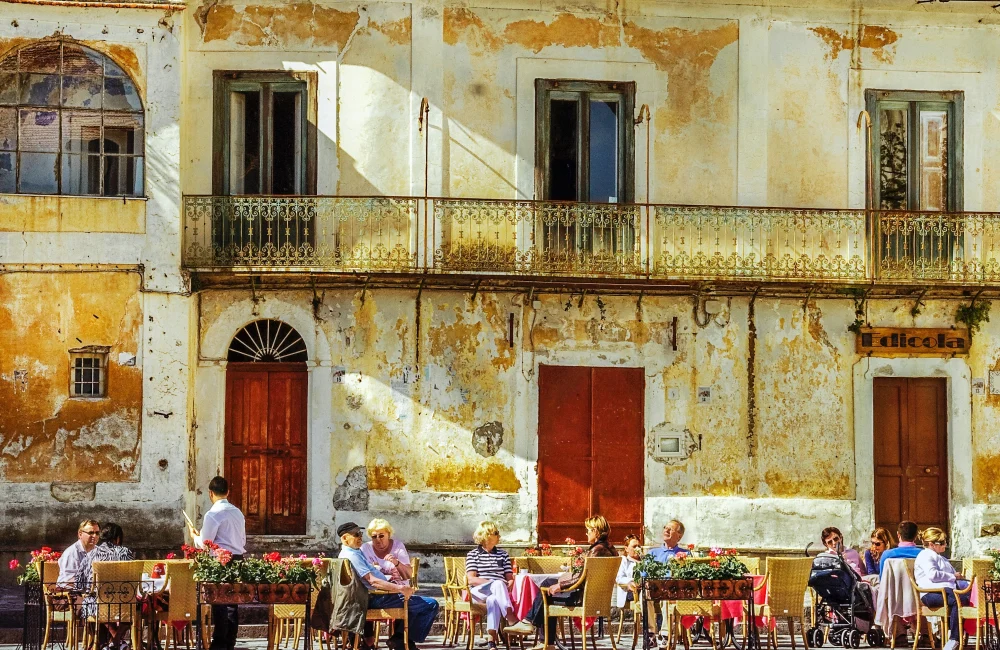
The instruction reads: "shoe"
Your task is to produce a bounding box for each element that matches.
[894,635,909,647]
[505,621,536,636]
[385,638,405,650]
[487,642,499,650]
[554,639,570,650]
[407,641,419,650]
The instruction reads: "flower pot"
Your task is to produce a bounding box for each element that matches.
[199,583,250,605]
[645,579,700,601]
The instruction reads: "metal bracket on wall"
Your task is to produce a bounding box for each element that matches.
[360,275,370,305]
[470,278,482,303]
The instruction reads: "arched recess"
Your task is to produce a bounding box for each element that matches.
[226,319,308,535]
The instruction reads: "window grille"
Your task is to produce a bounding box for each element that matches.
[69,350,108,397]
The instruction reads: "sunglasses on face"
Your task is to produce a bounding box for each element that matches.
[871,541,885,547]
[372,533,388,540]
[82,530,99,536]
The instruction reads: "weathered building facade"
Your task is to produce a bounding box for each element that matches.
[3,0,1000,567]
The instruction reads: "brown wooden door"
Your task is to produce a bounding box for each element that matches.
[225,362,307,535]
[537,365,645,543]
[873,377,948,534]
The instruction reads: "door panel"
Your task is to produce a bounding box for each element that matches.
[225,363,307,535]
[873,377,948,535]
[538,365,644,543]
[538,365,592,542]
[592,367,644,537]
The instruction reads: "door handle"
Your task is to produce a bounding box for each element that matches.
[924,468,933,474]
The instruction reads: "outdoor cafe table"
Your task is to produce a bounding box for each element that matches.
[511,572,561,620]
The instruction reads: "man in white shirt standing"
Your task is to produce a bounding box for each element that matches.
[188,476,247,650]
[57,519,100,587]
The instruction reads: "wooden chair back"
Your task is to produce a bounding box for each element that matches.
[522,556,565,574]
[578,557,621,618]
[736,556,760,575]
[453,556,468,585]
[409,557,420,589]
[164,560,198,622]
[762,557,813,617]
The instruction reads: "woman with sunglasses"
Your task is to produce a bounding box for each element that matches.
[915,528,970,650]
[863,528,893,575]
[361,518,412,585]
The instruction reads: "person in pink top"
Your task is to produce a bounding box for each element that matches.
[360,518,412,585]
[820,527,866,576]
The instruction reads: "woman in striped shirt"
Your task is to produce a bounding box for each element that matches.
[465,521,518,650]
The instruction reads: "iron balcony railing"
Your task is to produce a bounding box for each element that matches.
[182,195,1000,285]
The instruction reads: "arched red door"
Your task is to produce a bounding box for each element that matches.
[224,320,308,535]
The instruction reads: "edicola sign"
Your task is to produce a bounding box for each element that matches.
[857,327,970,356]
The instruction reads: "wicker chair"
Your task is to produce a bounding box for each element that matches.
[736,557,761,576]
[41,560,81,650]
[615,584,661,650]
[541,557,621,650]
[523,557,568,575]
[441,557,458,646]
[156,560,200,650]
[755,557,813,650]
[370,558,421,647]
[905,560,975,650]
[83,560,144,650]
[448,557,486,650]
[962,558,994,650]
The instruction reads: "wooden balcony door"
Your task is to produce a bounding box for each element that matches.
[225,362,308,535]
[873,377,949,535]
[537,365,645,543]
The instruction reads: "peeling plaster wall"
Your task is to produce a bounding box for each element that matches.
[0,5,192,559]
[193,290,1000,554]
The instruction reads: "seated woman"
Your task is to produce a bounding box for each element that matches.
[465,520,519,650]
[361,518,412,585]
[615,534,641,608]
[914,528,970,650]
[820,526,866,576]
[76,523,134,649]
[526,515,618,649]
[864,528,893,576]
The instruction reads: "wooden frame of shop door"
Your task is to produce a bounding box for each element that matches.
[225,361,308,535]
[537,365,645,543]
[873,377,949,536]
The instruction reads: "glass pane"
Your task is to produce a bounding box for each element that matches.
[229,90,261,195]
[61,153,101,195]
[62,75,103,109]
[271,91,302,194]
[62,44,104,76]
[19,109,59,152]
[102,155,143,196]
[104,58,128,77]
[103,76,142,112]
[20,73,60,106]
[0,73,18,105]
[18,42,60,73]
[879,107,908,210]
[548,98,578,201]
[919,110,948,212]
[0,152,14,192]
[62,110,102,153]
[103,112,143,155]
[589,99,619,203]
[0,107,16,150]
[18,152,58,194]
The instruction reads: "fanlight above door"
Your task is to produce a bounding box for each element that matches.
[227,320,308,362]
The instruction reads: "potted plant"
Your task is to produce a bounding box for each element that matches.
[187,544,319,604]
[984,550,1000,603]
[695,549,752,599]
[634,549,751,600]
[7,547,62,585]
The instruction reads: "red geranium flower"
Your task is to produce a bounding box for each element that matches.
[264,551,282,563]
[686,543,695,550]
[9,559,20,570]
[165,552,176,560]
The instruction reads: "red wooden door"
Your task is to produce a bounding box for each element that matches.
[873,377,948,534]
[225,362,307,535]
[537,365,645,543]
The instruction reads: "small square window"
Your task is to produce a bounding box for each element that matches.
[69,348,108,397]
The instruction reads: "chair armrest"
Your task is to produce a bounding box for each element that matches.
[955,581,973,596]
[753,578,767,592]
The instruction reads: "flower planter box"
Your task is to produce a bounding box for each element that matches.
[984,580,1000,603]
[199,583,309,605]
[645,578,752,601]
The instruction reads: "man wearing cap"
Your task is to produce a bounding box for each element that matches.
[337,521,439,650]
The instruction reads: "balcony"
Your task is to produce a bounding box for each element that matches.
[182,195,1000,291]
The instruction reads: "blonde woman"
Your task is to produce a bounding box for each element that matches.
[914,528,970,650]
[466,521,519,650]
[361,518,412,585]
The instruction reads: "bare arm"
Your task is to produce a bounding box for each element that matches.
[364,573,414,596]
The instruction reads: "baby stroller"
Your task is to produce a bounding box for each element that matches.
[806,552,884,648]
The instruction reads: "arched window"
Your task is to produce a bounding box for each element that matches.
[0,40,144,196]
[227,320,308,362]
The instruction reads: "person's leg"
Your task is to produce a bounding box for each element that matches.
[405,595,440,644]
[209,604,238,650]
[943,589,960,643]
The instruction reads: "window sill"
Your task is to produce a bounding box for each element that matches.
[0,194,147,233]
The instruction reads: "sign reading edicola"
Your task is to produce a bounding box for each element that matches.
[857,327,970,356]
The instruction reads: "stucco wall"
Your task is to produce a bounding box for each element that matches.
[194,290,1000,555]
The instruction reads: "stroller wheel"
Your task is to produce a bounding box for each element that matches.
[830,630,844,646]
[848,629,862,648]
[867,629,886,647]
[807,628,825,648]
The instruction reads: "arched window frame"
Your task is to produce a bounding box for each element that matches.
[0,39,145,197]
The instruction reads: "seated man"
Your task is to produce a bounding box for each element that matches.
[878,521,922,575]
[338,521,439,650]
[647,520,685,563]
[57,519,101,588]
